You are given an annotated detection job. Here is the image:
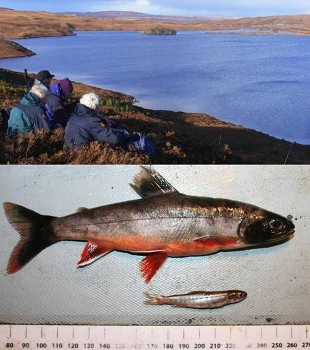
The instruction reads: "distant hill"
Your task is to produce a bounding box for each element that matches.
[62,10,231,22]
[0,7,310,44]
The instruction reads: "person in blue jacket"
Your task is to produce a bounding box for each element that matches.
[65,92,129,148]
[7,84,50,135]
[45,77,74,128]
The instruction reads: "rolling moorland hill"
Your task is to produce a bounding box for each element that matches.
[1,8,310,57]
[0,8,310,41]
[62,11,231,21]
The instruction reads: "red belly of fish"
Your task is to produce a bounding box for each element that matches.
[89,234,241,256]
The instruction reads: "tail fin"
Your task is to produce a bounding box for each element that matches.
[3,202,56,274]
[143,291,162,305]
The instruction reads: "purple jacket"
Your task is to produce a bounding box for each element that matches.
[45,83,70,127]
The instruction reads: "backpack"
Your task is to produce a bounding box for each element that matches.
[130,132,156,157]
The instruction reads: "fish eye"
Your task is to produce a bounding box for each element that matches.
[269,218,284,230]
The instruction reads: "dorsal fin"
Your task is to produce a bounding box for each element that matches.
[130,166,178,198]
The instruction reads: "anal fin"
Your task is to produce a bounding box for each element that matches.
[77,241,111,267]
[140,252,167,283]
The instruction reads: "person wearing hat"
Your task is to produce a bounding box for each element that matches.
[7,84,50,135]
[33,70,55,88]
[45,77,74,128]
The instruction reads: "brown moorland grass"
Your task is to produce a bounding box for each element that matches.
[1,68,310,164]
[1,8,310,40]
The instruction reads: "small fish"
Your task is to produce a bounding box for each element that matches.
[3,166,294,283]
[144,290,247,309]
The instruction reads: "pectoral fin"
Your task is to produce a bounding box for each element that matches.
[77,241,112,267]
[140,252,168,283]
[194,236,239,248]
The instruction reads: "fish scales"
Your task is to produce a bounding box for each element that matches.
[52,195,246,240]
[50,194,248,253]
[3,166,294,282]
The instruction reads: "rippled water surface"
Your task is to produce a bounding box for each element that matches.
[1,31,310,144]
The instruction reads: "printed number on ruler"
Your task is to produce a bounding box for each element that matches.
[0,325,309,350]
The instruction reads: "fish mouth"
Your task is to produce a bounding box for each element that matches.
[263,229,295,246]
[242,229,295,249]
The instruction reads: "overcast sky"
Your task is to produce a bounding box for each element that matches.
[1,0,310,17]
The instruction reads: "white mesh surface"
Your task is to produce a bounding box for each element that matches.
[0,165,309,325]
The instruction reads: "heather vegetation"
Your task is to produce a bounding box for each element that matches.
[1,68,310,164]
[0,69,234,164]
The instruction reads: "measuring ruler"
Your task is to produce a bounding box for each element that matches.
[0,325,309,350]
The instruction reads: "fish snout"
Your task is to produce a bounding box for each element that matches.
[238,213,295,245]
[227,290,247,303]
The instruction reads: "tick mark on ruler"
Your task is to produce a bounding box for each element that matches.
[291,327,293,339]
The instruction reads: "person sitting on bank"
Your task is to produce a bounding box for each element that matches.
[45,78,74,128]
[33,70,55,88]
[7,84,50,135]
[65,92,129,148]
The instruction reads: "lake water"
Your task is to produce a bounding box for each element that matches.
[1,31,310,144]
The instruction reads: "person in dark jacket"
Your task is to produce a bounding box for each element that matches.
[65,92,128,148]
[7,84,50,135]
[45,78,74,128]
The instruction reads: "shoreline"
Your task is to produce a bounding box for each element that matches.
[1,68,310,165]
[1,27,309,60]
[1,33,308,146]
[1,65,307,146]
[1,8,310,61]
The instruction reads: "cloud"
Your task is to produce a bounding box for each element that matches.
[143,0,310,16]
[87,0,310,17]
[0,0,310,16]
[90,0,159,13]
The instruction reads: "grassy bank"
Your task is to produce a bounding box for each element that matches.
[1,68,309,164]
